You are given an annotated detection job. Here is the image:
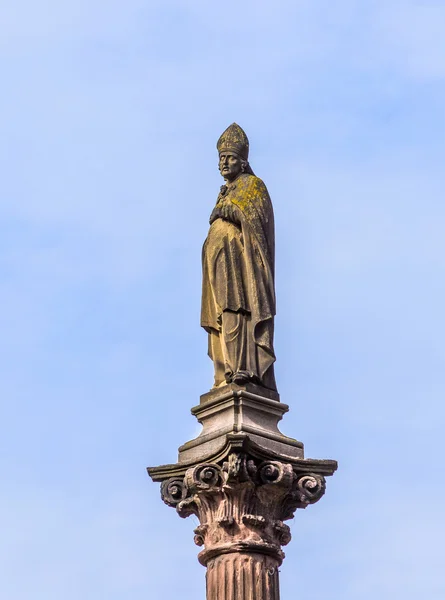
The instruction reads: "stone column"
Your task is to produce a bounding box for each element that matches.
[205,553,280,600]
[158,451,330,600]
[149,384,337,600]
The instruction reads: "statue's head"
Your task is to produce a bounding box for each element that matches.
[217,123,254,181]
[218,152,247,182]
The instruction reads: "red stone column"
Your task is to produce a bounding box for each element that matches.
[156,455,328,600]
[206,552,280,600]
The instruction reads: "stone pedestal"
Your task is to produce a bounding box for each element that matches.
[179,383,303,464]
[148,385,337,600]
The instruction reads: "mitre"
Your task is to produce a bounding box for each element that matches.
[217,123,249,160]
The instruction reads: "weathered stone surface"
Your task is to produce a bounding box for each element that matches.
[201,123,277,391]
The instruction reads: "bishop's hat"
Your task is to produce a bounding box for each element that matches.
[217,123,249,160]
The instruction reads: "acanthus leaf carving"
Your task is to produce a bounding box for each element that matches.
[273,520,292,546]
[158,455,330,569]
[194,524,208,546]
[242,514,266,529]
[222,452,256,483]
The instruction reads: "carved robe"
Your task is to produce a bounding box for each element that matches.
[201,173,277,390]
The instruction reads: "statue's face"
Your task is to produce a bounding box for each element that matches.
[219,153,243,181]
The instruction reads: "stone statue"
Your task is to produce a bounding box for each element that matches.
[201,123,277,390]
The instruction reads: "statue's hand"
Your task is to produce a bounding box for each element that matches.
[221,202,241,225]
[209,206,221,224]
[209,201,241,226]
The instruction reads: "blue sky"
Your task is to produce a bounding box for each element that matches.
[1,1,444,598]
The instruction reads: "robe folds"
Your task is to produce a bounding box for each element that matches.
[201,173,277,390]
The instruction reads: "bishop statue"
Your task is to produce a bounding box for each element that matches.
[201,123,277,391]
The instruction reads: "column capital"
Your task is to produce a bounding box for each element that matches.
[155,451,333,567]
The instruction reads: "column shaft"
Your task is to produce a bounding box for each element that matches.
[206,552,280,600]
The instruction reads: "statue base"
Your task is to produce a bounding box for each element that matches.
[148,383,335,483]
[178,383,304,464]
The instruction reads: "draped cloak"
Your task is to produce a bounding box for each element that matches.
[201,173,276,389]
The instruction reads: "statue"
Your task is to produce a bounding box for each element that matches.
[201,123,277,391]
